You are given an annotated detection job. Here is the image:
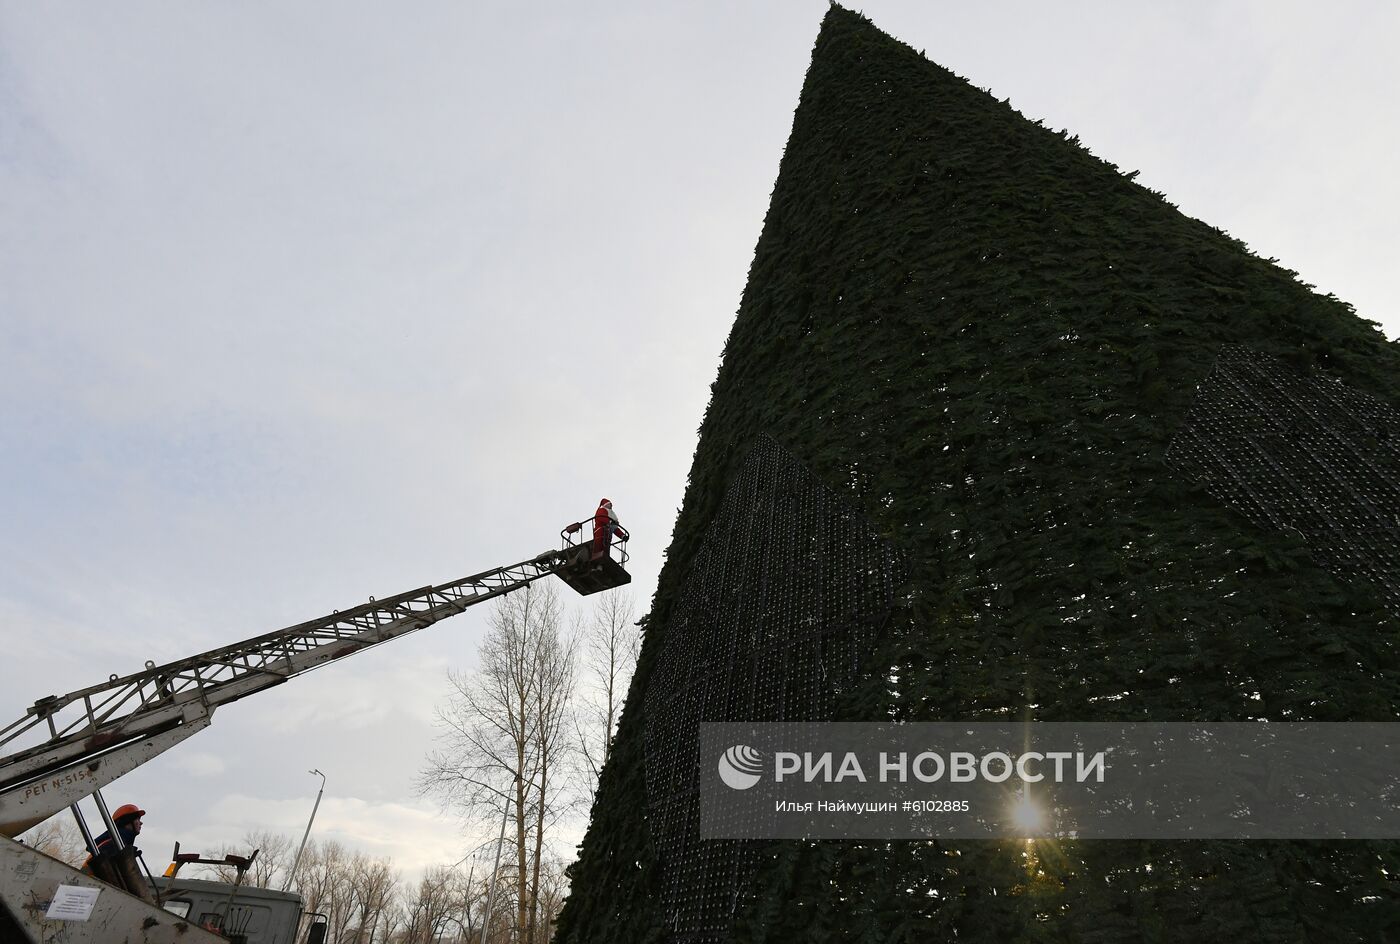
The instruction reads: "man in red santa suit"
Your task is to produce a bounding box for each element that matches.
[592,498,627,559]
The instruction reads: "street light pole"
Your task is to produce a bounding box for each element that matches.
[286,768,326,891]
[479,798,510,944]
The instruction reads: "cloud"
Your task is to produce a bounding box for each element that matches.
[172,753,228,779]
[196,792,483,880]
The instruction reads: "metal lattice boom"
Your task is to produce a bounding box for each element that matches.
[0,538,625,837]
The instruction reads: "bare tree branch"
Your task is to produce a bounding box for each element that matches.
[573,592,638,806]
[417,581,576,944]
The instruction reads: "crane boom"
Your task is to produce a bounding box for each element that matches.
[0,521,629,838]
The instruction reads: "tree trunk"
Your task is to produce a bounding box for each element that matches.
[529,758,546,941]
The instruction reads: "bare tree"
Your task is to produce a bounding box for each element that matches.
[474,859,522,944]
[534,854,572,942]
[397,864,455,943]
[396,861,503,944]
[574,591,639,801]
[19,816,88,867]
[244,830,293,888]
[344,854,397,943]
[193,830,292,888]
[297,839,356,942]
[526,616,572,940]
[419,581,575,944]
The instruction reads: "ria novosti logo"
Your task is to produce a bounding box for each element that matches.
[716,745,1108,790]
[718,745,765,790]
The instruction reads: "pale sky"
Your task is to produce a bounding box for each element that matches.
[3,1,1397,881]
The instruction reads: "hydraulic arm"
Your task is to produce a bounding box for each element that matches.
[0,520,629,838]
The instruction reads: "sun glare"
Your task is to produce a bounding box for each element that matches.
[1010,793,1046,835]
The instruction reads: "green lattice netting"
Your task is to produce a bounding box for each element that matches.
[556,7,1400,942]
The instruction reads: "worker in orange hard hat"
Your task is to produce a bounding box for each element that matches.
[592,498,628,560]
[83,803,145,869]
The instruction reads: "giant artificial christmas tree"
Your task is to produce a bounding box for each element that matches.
[557,8,1400,942]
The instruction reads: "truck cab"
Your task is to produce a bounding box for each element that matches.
[152,876,317,944]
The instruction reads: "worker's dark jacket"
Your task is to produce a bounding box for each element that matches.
[91,821,139,856]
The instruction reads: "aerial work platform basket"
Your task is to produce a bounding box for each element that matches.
[555,519,631,595]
